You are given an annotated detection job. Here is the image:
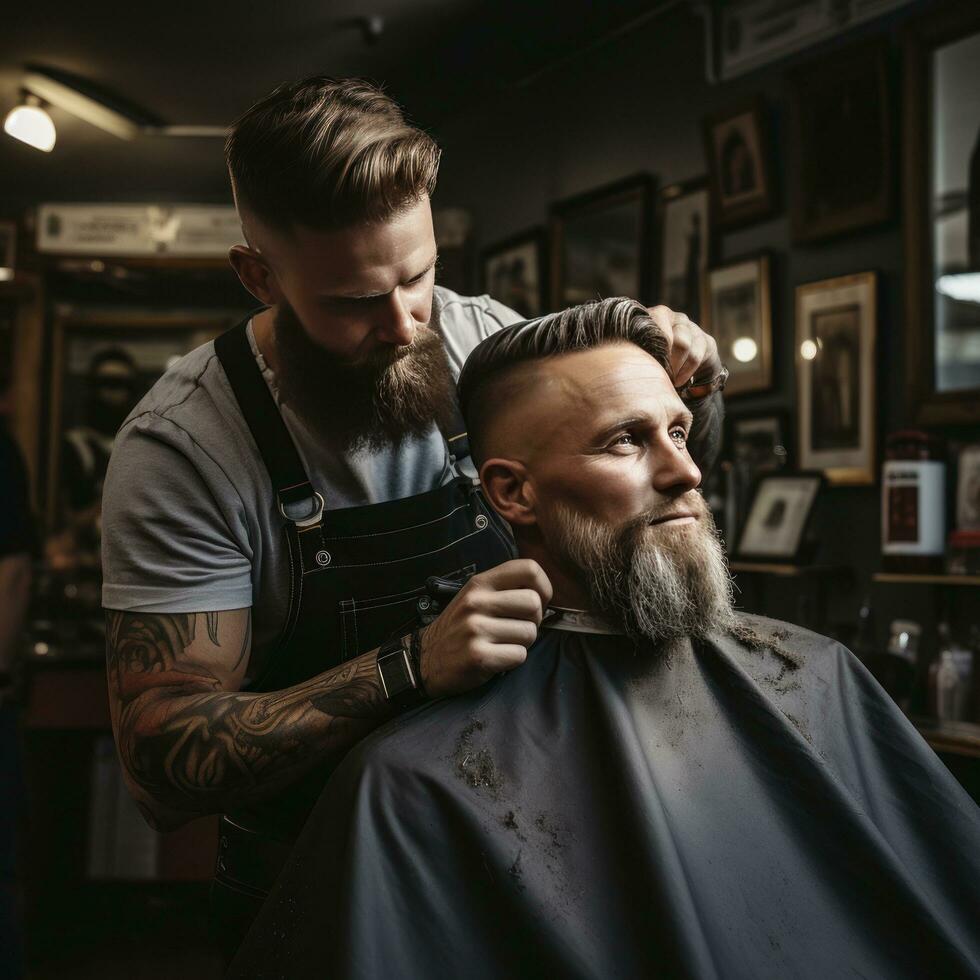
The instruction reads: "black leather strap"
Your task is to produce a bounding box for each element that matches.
[214,315,316,513]
[439,398,471,464]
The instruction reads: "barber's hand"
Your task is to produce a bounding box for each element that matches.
[645,305,722,388]
[418,559,553,698]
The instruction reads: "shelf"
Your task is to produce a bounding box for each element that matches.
[873,572,980,586]
[729,562,847,577]
[912,717,980,760]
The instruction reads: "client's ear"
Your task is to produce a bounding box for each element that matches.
[479,459,536,526]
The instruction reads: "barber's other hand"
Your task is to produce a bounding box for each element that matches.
[418,559,553,698]
[645,305,722,388]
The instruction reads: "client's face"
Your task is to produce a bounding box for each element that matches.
[516,343,735,643]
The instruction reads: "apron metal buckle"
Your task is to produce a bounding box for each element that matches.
[279,491,325,529]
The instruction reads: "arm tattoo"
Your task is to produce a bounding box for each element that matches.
[206,611,219,647]
[106,610,389,822]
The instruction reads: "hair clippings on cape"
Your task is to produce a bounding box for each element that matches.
[675,365,729,401]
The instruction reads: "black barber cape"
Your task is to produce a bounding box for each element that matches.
[229,613,980,980]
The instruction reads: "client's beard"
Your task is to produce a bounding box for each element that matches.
[549,492,736,645]
[272,300,458,453]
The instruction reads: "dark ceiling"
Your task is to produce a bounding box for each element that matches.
[1,0,672,209]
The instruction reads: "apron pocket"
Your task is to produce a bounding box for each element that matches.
[337,563,476,661]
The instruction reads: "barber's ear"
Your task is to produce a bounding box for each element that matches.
[229,246,282,306]
[479,459,536,526]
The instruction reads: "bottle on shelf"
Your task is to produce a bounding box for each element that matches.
[928,623,975,722]
[881,431,946,574]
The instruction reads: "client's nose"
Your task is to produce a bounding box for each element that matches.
[650,436,702,495]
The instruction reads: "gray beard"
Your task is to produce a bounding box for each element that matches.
[272,300,458,454]
[549,494,736,646]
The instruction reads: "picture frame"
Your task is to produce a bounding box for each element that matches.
[45,308,236,529]
[701,254,772,397]
[795,272,877,485]
[736,472,824,563]
[904,2,980,426]
[0,221,16,276]
[480,227,547,319]
[956,443,980,531]
[550,174,654,309]
[703,98,775,229]
[658,178,711,323]
[787,41,892,244]
[731,412,790,472]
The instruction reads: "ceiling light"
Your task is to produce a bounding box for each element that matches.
[4,93,55,152]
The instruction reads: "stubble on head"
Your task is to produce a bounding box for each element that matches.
[271,299,458,453]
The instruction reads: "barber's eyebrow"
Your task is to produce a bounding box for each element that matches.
[323,252,439,300]
[592,408,694,442]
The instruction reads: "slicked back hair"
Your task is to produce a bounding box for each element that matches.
[225,76,441,234]
[457,297,671,466]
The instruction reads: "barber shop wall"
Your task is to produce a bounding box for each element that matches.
[434,0,964,655]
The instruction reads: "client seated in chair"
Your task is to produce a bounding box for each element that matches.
[230,297,980,980]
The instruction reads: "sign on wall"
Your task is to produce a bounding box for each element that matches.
[36,204,242,258]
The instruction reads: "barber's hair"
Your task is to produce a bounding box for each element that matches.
[457,297,670,466]
[225,76,441,233]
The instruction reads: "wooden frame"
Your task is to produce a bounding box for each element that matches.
[1,274,44,508]
[703,97,775,230]
[795,272,878,486]
[904,2,980,425]
[45,308,235,527]
[549,174,655,309]
[658,177,711,319]
[701,254,773,397]
[787,40,892,244]
[736,471,824,564]
[479,227,548,319]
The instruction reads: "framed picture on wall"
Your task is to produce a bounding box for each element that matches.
[736,472,824,563]
[46,309,236,532]
[796,272,877,485]
[703,98,775,229]
[904,3,980,426]
[0,221,16,275]
[788,42,892,244]
[480,228,547,319]
[658,178,710,323]
[550,174,654,309]
[701,255,772,397]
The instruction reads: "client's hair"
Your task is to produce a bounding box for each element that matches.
[457,297,669,466]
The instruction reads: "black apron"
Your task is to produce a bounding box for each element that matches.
[209,315,516,953]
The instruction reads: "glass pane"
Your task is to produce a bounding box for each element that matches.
[931,30,980,392]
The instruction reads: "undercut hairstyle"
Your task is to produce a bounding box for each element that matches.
[457,297,671,467]
[225,76,441,234]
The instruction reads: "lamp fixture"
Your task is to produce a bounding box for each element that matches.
[2,67,225,151]
[3,93,56,152]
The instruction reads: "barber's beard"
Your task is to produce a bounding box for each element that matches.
[272,301,458,453]
[549,492,736,646]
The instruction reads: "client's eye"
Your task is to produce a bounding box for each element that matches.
[670,427,688,445]
[611,433,637,448]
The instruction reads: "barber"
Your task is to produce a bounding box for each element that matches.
[101,76,725,955]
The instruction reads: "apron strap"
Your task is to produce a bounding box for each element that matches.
[214,314,321,522]
[437,398,471,467]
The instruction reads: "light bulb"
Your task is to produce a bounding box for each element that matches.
[4,96,56,152]
[731,337,758,363]
[800,339,818,361]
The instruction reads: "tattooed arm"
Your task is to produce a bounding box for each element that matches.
[105,608,393,831]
